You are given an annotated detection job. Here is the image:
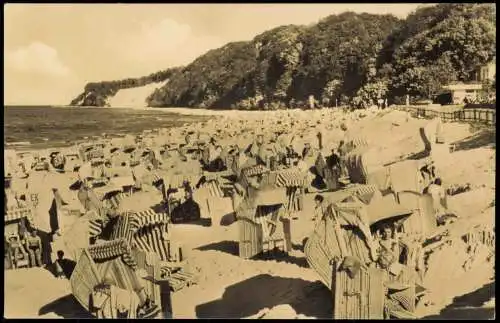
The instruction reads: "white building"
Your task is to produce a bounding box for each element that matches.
[442,61,496,104]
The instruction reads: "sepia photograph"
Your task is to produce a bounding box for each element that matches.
[3,3,495,319]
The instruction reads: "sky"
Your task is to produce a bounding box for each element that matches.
[4,3,434,105]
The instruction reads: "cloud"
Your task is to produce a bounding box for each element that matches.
[125,18,226,69]
[5,42,71,77]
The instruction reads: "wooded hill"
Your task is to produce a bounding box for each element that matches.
[71,3,496,109]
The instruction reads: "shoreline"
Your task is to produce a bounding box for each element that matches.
[5,105,224,152]
[3,106,388,154]
[3,106,334,153]
[4,103,484,155]
[59,105,327,117]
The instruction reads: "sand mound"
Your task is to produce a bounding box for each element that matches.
[106,81,168,108]
[4,268,84,319]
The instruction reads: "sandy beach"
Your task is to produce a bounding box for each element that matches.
[3,106,495,319]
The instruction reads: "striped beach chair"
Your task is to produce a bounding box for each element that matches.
[71,239,167,319]
[237,203,291,259]
[5,206,34,224]
[106,210,172,262]
[274,169,308,188]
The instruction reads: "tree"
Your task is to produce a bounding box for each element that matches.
[322,79,342,106]
[388,4,495,98]
[71,4,496,110]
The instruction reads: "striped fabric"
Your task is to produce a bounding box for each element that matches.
[110,214,134,242]
[88,238,137,268]
[242,165,269,177]
[352,184,378,204]
[94,258,141,292]
[351,184,377,196]
[235,204,256,221]
[347,137,369,151]
[274,170,307,187]
[259,171,276,188]
[128,209,169,232]
[133,250,162,281]
[254,215,271,240]
[107,210,170,261]
[5,207,33,222]
[254,205,283,242]
[88,239,129,259]
[384,300,409,319]
[343,229,372,265]
[463,228,495,247]
[200,181,224,198]
[86,149,105,160]
[203,172,219,182]
[132,226,170,262]
[90,158,106,168]
[89,219,104,237]
[104,194,125,210]
[285,187,302,212]
[151,172,163,185]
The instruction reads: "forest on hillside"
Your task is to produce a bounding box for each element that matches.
[71,3,496,109]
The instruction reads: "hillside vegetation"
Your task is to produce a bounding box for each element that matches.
[70,68,181,106]
[71,3,496,109]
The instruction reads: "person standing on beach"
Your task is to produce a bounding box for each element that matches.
[326,148,341,170]
[317,132,323,150]
[313,194,326,221]
[24,229,42,267]
[301,143,312,159]
[377,98,384,109]
[54,250,76,279]
[296,155,308,173]
[427,178,458,225]
[18,216,29,240]
[337,141,348,179]
[282,144,294,166]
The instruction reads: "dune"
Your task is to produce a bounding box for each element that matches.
[106,80,169,108]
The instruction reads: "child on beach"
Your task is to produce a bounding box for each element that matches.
[54,250,76,279]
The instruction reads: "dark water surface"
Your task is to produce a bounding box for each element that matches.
[4,106,211,150]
